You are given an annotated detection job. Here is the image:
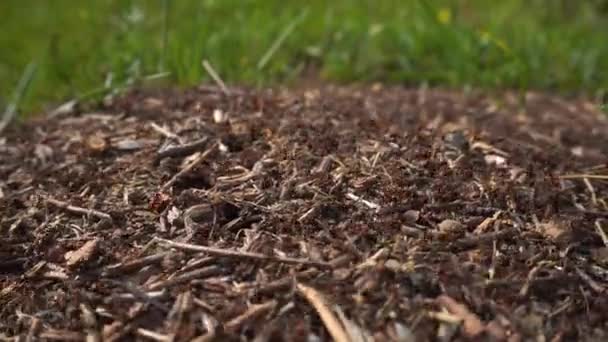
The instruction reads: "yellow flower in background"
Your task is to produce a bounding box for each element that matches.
[480,30,491,44]
[479,29,510,53]
[495,38,510,52]
[437,7,452,25]
[369,23,384,37]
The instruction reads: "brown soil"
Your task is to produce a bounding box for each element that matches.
[1,84,608,341]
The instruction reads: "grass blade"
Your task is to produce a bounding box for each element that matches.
[257,9,309,70]
[0,62,37,134]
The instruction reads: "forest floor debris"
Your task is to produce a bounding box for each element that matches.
[1,84,608,340]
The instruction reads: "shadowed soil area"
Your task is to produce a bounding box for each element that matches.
[1,84,608,341]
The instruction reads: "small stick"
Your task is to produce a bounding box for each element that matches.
[103,252,173,277]
[176,256,215,275]
[161,142,217,191]
[481,275,577,288]
[106,279,170,313]
[45,196,112,221]
[297,283,351,342]
[584,178,598,205]
[166,292,194,340]
[154,237,332,269]
[147,265,222,291]
[427,311,463,324]
[191,332,215,342]
[563,208,608,218]
[39,330,84,341]
[26,317,41,342]
[594,220,608,247]
[115,290,166,300]
[450,227,516,251]
[346,192,380,210]
[559,174,608,180]
[436,295,484,338]
[575,267,606,293]
[80,304,101,342]
[149,122,182,143]
[156,137,209,161]
[136,328,169,342]
[519,261,551,297]
[253,254,352,296]
[224,300,277,333]
[202,60,230,96]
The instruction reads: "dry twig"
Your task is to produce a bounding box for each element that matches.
[156,136,209,161]
[224,300,277,333]
[575,267,607,294]
[149,122,183,143]
[146,265,222,291]
[136,328,168,342]
[594,220,608,247]
[39,330,84,341]
[253,254,352,295]
[155,237,331,269]
[436,295,484,338]
[106,279,170,312]
[45,196,112,221]
[450,227,516,251]
[161,142,218,191]
[559,174,608,180]
[103,252,173,276]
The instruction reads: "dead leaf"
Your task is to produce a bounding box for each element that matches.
[537,220,569,242]
[474,211,501,234]
[65,239,99,268]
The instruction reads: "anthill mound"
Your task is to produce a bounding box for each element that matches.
[1,84,608,341]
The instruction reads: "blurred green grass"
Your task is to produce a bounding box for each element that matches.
[2,0,608,114]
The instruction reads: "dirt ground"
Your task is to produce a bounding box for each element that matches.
[1,84,608,341]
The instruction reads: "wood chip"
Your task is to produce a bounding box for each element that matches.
[436,295,484,338]
[65,239,99,268]
[538,220,569,241]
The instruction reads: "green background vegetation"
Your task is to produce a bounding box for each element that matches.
[2,0,608,113]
